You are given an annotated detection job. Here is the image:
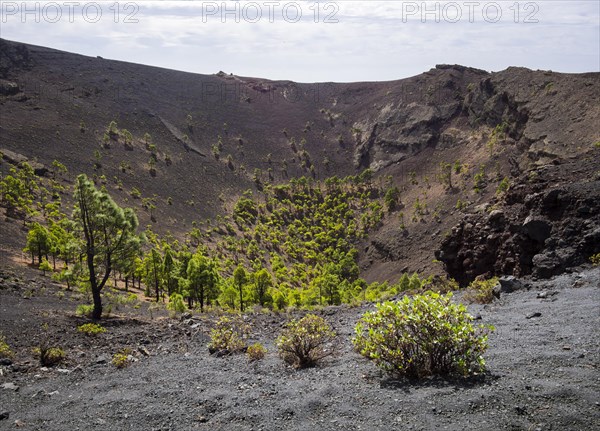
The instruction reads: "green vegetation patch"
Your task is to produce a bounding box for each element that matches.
[353,292,493,378]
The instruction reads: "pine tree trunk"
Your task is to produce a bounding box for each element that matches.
[91,285,103,320]
[89,254,102,319]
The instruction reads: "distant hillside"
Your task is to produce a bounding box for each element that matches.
[1,38,598,283]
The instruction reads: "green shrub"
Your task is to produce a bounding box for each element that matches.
[76,304,94,317]
[247,343,267,361]
[473,175,485,192]
[208,315,250,354]
[77,323,106,336]
[125,293,139,305]
[39,257,52,275]
[590,253,600,266]
[453,160,463,174]
[455,199,468,211]
[429,276,460,294]
[496,177,510,195]
[0,333,14,359]
[353,292,493,378]
[464,277,499,304]
[112,348,132,368]
[276,314,335,369]
[38,345,66,366]
[130,187,141,199]
[384,186,401,212]
[167,293,187,313]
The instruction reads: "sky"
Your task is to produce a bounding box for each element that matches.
[0,1,598,82]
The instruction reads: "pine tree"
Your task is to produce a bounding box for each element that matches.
[253,268,272,307]
[233,265,247,312]
[162,247,176,296]
[24,222,51,265]
[186,251,219,312]
[73,174,139,319]
[143,248,163,302]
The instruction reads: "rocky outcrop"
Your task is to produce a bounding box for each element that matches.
[436,160,600,285]
[352,65,488,171]
[0,148,48,176]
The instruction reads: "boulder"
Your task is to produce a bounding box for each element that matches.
[522,216,552,243]
[0,80,19,96]
[488,210,506,230]
[532,252,561,279]
[498,276,525,293]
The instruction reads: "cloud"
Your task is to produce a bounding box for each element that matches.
[0,1,597,81]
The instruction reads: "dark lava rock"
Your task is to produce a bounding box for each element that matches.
[488,210,506,229]
[0,79,19,96]
[532,252,561,279]
[437,170,600,285]
[0,411,9,420]
[498,276,525,293]
[522,217,552,243]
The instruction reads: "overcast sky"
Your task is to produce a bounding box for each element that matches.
[1,1,598,82]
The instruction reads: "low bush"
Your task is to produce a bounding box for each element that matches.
[76,304,94,317]
[38,345,66,366]
[247,343,267,362]
[208,315,250,355]
[77,323,106,336]
[0,332,14,359]
[353,292,493,378]
[590,253,600,266]
[125,293,139,304]
[276,314,335,369]
[463,277,499,304]
[428,276,459,294]
[112,348,132,368]
[167,293,187,314]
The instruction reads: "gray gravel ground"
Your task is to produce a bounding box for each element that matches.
[1,267,599,431]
